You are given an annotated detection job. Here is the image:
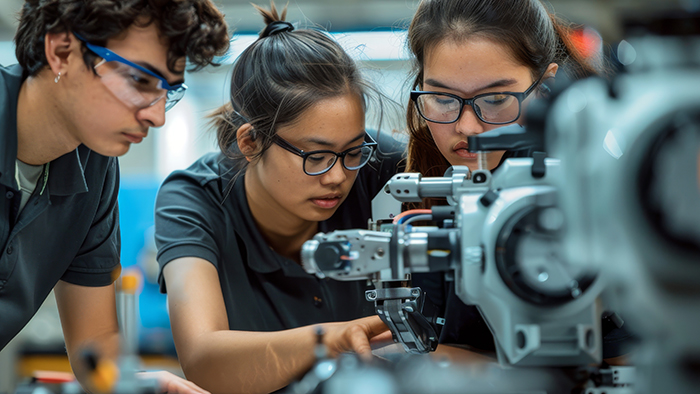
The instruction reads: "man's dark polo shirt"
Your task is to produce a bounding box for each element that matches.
[0,64,121,350]
[155,134,404,331]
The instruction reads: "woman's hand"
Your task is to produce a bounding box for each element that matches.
[321,315,392,360]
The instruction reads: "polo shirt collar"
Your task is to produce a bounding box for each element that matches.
[48,146,90,196]
[0,65,90,196]
[230,173,285,274]
[222,158,327,278]
[0,65,22,189]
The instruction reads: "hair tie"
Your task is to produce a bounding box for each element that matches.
[260,21,294,38]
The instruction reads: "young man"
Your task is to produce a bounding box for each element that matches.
[0,1,229,392]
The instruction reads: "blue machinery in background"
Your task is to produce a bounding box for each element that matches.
[118,176,175,356]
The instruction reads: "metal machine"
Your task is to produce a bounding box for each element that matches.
[299,17,700,394]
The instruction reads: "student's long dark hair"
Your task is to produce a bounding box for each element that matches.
[211,1,376,177]
[405,0,606,204]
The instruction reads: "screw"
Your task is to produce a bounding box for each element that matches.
[366,291,377,301]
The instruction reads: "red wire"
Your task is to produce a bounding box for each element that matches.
[392,209,432,224]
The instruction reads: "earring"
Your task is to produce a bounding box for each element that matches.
[54,72,61,83]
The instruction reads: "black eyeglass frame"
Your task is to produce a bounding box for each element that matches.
[410,72,546,125]
[272,133,378,176]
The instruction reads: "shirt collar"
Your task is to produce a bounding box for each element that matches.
[230,172,284,274]
[222,157,321,278]
[48,146,90,195]
[0,64,22,189]
[0,64,90,196]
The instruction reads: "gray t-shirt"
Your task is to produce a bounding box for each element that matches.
[14,160,46,212]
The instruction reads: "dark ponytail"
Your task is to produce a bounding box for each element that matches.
[211,1,372,172]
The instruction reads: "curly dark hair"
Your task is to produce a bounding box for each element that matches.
[15,0,230,77]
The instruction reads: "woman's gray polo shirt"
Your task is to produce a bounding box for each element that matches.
[155,137,404,331]
[0,64,121,350]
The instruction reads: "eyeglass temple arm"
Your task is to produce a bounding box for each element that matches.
[273,136,305,156]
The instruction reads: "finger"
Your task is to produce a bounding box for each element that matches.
[188,379,211,394]
[348,325,374,361]
[170,378,212,394]
[166,379,211,394]
[187,379,211,394]
[139,371,210,394]
[369,330,394,344]
[358,315,389,338]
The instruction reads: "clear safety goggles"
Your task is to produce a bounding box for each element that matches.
[74,33,187,111]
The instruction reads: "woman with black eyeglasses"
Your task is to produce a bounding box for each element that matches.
[405,0,634,366]
[153,2,403,393]
[405,0,604,184]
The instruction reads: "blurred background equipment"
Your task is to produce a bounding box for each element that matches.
[547,10,700,394]
[299,6,700,394]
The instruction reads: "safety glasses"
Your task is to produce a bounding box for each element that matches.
[74,33,187,111]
